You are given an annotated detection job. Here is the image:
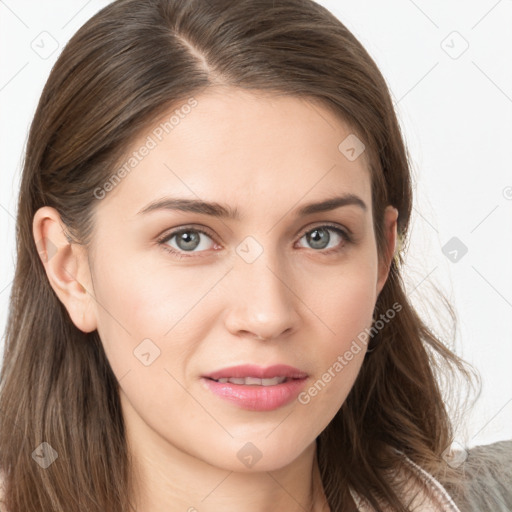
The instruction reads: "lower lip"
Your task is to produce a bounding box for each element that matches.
[201,377,308,411]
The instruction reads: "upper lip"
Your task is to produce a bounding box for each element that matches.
[203,364,308,380]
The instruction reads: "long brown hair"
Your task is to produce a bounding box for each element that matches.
[0,0,475,510]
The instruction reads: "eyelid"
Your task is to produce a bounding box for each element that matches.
[297,221,352,240]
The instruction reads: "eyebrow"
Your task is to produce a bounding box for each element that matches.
[136,193,367,220]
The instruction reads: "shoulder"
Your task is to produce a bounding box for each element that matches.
[350,453,461,511]
[450,440,512,511]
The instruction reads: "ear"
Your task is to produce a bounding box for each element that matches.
[376,205,399,296]
[33,206,97,333]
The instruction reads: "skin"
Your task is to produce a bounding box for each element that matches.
[34,87,398,512]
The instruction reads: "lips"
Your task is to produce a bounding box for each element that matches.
[201,364,309,411]
[203,364,308,382]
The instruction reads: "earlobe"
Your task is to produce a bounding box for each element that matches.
[376,206,399,296]
[33,206,97,333]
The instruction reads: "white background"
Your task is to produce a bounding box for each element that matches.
[1,0,511,448]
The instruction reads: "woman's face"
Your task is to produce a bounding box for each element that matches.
[73,88,397,472]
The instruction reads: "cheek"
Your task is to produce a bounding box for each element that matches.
[305,263,377,344]
[91,260,202,440]
[91,253,218,382]
[90,254,168,377]
[329,283,375,351]
[297,271,376,414]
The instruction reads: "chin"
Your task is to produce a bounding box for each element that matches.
[200,434,315,474]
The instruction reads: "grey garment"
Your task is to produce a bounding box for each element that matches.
[449,440,512,512]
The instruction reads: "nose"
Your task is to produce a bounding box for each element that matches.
[223,248,301,341]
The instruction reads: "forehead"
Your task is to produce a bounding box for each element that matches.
[95,87,372,221]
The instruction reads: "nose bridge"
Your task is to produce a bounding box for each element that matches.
[225,234,300,339]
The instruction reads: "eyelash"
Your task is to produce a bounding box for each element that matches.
[156,224,353,259]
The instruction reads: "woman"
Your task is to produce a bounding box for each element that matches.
[0,0,510,510]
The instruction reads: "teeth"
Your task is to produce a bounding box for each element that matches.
[261,377,287,386]
[214,376,287,386]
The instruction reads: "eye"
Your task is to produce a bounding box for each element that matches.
[296,224,352,254]
[157,226,218,258]
[157,223,352,259]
